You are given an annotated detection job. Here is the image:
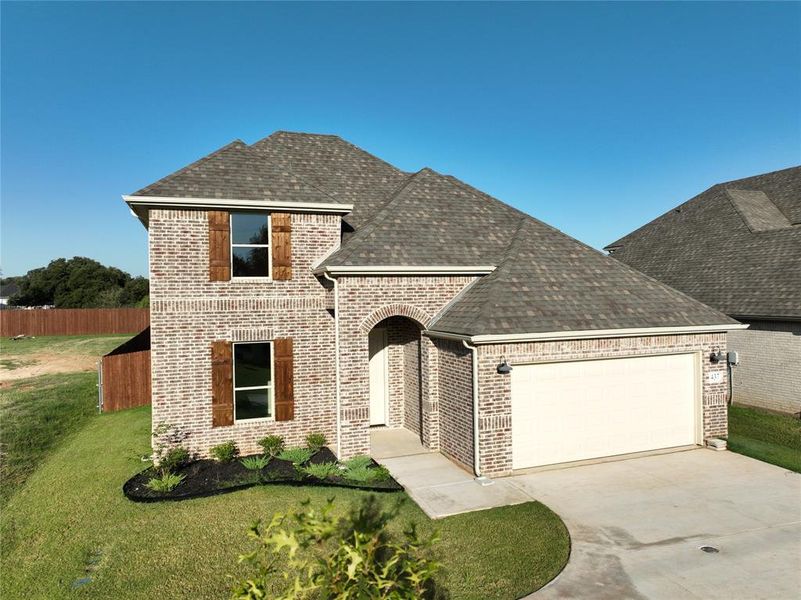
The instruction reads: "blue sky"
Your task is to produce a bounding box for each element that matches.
[2,1,799,277]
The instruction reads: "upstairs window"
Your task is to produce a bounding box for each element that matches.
[231,212,271,278]
[233,342,273,420]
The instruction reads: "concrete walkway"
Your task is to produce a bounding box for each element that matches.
[371,428,533,518]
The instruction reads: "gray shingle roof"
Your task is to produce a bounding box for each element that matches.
[131,140,342,205]
[430,218,738,335]
[606,166,801,320]
[131,131,738,334]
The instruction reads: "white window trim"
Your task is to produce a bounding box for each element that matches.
[230,212,272,281]
[232,341,275,423]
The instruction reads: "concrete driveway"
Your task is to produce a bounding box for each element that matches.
[516,450,801,600]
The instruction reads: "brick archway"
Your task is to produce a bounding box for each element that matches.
[358,304,432,336]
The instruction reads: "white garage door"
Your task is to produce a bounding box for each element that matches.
[511,353,699,469]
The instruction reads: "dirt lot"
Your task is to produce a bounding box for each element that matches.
[0,335,132,385]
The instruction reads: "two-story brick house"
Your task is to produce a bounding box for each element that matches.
[125,132,744,478]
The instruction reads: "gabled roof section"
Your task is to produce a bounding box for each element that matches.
[130,139,342,205]
[320,168,525,267]
[606,165,801,319]
[251,132,409,231]
[432,218,738,336]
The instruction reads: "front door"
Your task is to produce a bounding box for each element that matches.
[368,328,389,426]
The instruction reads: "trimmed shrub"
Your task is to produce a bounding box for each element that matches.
[210,441,239,463]
[258,435,285,458]
[305,432,327,452]
[160,446,190,472]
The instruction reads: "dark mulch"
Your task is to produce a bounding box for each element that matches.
[124,447,403,502]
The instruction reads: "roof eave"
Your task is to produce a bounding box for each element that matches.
[123,195,355,228]
[424,322,749,345]
[313,265,496,277]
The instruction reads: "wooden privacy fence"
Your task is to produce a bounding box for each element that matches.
[0,308,149,337]
[99,328,151,412]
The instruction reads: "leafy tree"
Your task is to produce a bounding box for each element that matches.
[9,257,149,308]
[233,496,444,599]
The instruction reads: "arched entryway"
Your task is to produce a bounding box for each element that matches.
[368,316,424,437]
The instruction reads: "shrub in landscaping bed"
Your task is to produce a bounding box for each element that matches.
[123,446,402,502]
[209,440,239,463]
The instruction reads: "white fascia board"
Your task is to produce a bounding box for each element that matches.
[425,323,749,344]
[314,265,496,277]
[123,195,354,214]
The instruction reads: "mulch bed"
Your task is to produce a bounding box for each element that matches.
[123,447,403,502]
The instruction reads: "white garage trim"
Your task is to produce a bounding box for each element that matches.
[510,352,702,470]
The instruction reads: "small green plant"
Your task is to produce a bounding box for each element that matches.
[257,435,284,458]
[240,455,269,471]
[210,441,239,463]
[343,454,372,470]
[300,461,339,480]
[145,471,186,493]
[277,447,315,466]
[305,432,327,452]
[343,464,391,484]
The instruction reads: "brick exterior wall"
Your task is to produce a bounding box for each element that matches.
[148,208,734,476]
[382,316,423,430]
[336,276,477,458]
[149,209,341,457]
[728,321,801,414]
[475,333,729,477]
[434,338,474,470]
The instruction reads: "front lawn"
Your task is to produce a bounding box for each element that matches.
[728,404,801,473]
[0,334,131,358]
[0,372,99,505]
[1,405,569,599]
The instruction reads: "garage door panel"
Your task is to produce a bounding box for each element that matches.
[511,353,698,469]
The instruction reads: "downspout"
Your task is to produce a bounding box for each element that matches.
[323,272,342,458]
[462,339,481,478]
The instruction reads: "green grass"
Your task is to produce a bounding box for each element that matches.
[0,334,131,359]
[1,406,569,599]
[0,372,99,505]
[728,404,801,473]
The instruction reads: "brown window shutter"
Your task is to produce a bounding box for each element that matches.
[274,337,294,421]
[208,211,231,281]
[271,213,292,280]
[211,340,234,427]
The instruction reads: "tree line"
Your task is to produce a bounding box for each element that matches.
[1,257,149,308]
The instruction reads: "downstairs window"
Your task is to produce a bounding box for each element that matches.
[233,342,273,420]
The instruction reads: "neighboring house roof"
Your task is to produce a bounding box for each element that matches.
[606,166,801,320]
[129,131,739,335]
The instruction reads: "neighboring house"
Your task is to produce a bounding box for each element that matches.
[606,166,801,416]
[125,132,743,478]
[0,281,19,306]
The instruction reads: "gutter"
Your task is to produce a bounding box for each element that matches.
[322,271,342,458]
[425,322,748,345]
[313,265,496,277]
[462,339,483,480]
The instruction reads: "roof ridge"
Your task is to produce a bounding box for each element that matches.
[457,217,529,333]
[240,143,342,204]
[131,139,247,195]
[254,131,409,177]
[322,169,429,263]
[720,164,801,188]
